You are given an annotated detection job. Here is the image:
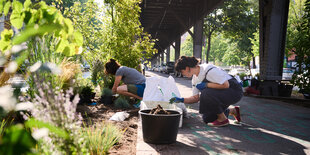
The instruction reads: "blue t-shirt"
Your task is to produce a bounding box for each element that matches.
[115,66,146,84]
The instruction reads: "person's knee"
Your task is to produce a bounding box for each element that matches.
[116,86,127,93]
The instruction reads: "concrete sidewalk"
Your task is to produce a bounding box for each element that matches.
[136,71,310,155]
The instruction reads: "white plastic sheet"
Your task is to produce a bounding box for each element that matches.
[141,76,187,127]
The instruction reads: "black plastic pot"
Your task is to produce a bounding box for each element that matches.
[278,83,293,97]
[101,96,113,105]
[139,109,181,144]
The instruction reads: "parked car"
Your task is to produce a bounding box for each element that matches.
[229,68,248,76]
[159,63,167,73]
[282,68,294,80]
[166,61,175,74]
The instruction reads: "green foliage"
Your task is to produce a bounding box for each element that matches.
[25,118,69,139]
[221,0,258,67]
[0,119,8,137]
[181,35,193,56]
[81,122,123,155]
[207,33,228,65]
[289,0,310,93]
[114,97,130,109]
[0,124,37,155]
[67,0,156,69]
[102,87,113,97]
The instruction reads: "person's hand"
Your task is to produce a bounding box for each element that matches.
[169,97,184,104]
[196,82,207,91]
[112,86,117,93]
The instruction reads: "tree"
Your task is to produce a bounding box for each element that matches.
[289,0,310,94]
[221,0,258,71]
[203,9,224,63]
[181,35,193,57]
[67,0,156,69]
[208,33,228,65]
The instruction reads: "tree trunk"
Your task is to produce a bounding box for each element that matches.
[252,56,256,69]
[206,33,212,63]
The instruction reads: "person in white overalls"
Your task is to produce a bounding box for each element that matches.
[171,56,243,127]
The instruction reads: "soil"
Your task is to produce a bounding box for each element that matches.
[149,104,170,114]
[76,97,139,155]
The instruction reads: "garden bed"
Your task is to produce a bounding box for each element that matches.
[76,98,139,155]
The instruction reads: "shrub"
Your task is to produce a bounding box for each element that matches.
[81,122,123,154]
[114,97,131,109]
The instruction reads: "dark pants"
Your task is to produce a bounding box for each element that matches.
[200,78,243,123]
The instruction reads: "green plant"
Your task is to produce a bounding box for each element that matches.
[79,85,95,104]
[0,124,37,154]
[91,59,105,86]
[114,97,130,109]
[239,72,247,80]
[81,121,123,155]
[0,0,83,87]
[24,74,87,154]
[67,0,156,69]
[290,0,310,94]
[0,119,7,137]
[101,87,113,97]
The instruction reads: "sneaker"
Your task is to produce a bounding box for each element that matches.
[208,119,229,127]
[233,106,241,122]
[133,101,141,108]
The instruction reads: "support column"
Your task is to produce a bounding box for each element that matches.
[193,18,203,59]
[161,52,164,65]
[259,0,290,96]
[175,36,181,62]
[166,46,170,63]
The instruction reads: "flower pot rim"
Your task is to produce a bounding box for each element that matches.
[139,109,181,117]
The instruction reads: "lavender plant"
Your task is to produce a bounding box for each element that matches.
[23,73,87,154]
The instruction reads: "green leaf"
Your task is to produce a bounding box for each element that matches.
[25,118,69,139]
[3,1,11,16]
[74,31,83,46]
[24,0,31,9]
[64,18,74,34]
[0,124,37,155]
[0,29,13,52]
[10,11,24,29]
[12,23,62,45]
[56,39,69,53]
[0,0,5,13]
[12,0,23,13]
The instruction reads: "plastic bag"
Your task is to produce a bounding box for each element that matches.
[109,112,129,121]
[143,76,187,116]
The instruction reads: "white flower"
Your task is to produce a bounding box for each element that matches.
[78,46,83,54]
[29,61,42,72]
[5,61,18,73]
[32,128,49,140]
[0,85,16,112]
[11,43,28,53]
[15,102,34,111]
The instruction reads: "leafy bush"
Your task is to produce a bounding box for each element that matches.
[102,87,113,97]
[114,97,130,109]
[79,85,95,104]
[290,0,310,94]
[81,122,123,154]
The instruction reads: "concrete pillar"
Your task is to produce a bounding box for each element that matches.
[193,18,203,59]
[259,0,290,96]
[175,36,181,62]
[161,52,164,64]
[166,46,170,63]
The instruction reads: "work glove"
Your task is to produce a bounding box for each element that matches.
[196,82,207,91]
[169,97,184,104]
